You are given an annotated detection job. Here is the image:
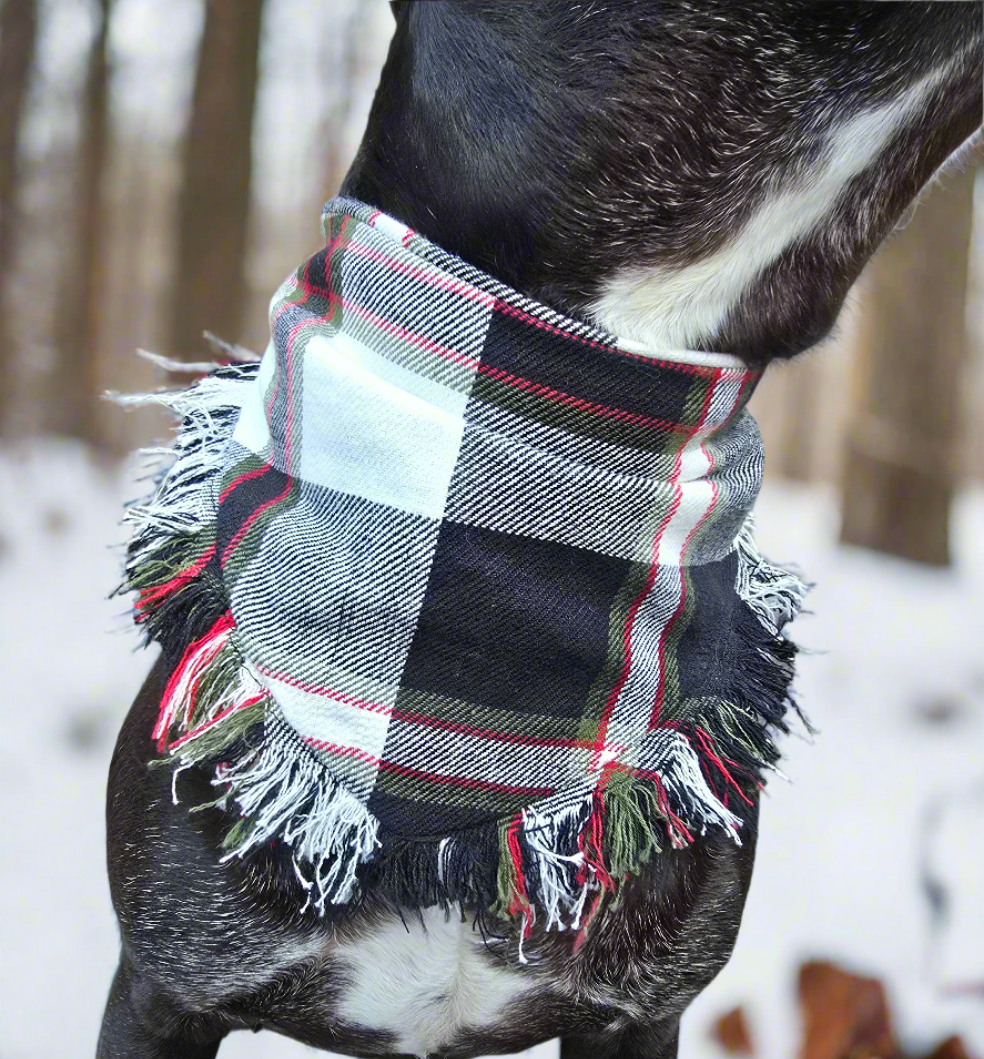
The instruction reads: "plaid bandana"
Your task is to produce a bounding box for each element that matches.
[124,198,807,949]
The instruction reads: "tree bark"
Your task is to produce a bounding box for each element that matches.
[49,0,114,446]
[167,0,267,362]
[839,166,976,566]
[0,0,39,437]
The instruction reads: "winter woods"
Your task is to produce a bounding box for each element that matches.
[0,0,388,453]
[1,1,980,562]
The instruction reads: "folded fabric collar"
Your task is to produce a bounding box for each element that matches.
[123,198,807,954]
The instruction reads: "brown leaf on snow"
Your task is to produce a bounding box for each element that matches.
[798,960,896,1059]
[712,1006,755,1055]
[922,1038,972,1059]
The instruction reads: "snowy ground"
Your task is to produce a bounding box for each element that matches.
[1,440,981,1059]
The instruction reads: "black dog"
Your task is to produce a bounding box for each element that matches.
[99,4,982,1057]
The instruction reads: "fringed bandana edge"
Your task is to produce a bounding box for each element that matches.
[119,198,809,959]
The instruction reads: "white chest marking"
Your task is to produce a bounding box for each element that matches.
[334,907,530,1057]
[588,64,946,353]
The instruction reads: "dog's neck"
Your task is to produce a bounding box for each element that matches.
[343,1,981,368]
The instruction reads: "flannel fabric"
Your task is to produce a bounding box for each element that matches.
[123,198,806,943]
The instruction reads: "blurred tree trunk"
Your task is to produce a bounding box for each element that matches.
[49,0,114,446]
[840,166,976,565]
[0,0,39,437]
[168,0,266,362]
[322,0,372,197]
[775,358,820,482]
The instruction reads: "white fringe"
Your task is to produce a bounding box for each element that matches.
[118,362,378,917]
[436,836,455,886]
[515,729,744,939]
[655,732,744,847]
[135,348,223,375]
[734,516,809,636]
[161,675,746,929]
[201,331,262,364]
[120,368,254,570]
[175,713,742,930]
[520,794,591,933]
[212,728,380,913]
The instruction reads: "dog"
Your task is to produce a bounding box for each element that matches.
[99,4,982,1057]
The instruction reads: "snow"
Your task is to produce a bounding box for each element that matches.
[681,483,984,1056]
[1,441,981,1058]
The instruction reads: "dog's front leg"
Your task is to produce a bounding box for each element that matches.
[96,958,226,1059]
[560,1020,679,1059]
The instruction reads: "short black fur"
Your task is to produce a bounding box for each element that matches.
[345,2,982,364]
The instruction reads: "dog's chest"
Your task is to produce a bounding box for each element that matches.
[331,908,532,1057]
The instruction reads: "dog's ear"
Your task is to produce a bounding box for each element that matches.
[390,1,408,21]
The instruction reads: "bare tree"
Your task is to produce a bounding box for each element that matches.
[168,0,267,362]
[49,0,114,446]
[0,0,39,436]
[840,165,977,565]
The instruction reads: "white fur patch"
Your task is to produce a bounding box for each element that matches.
[589,65,946,353]
[334,907,531,1057]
